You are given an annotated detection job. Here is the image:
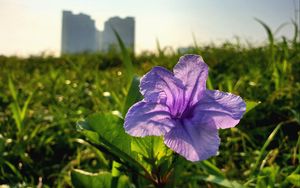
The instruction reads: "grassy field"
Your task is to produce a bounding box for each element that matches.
[0,24,300,187]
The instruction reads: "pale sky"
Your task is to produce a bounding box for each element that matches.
[0,0,296,56]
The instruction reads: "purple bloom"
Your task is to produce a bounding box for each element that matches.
[124,55,246,161]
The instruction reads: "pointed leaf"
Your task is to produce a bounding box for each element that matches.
[197,175,245,188]
[71,169,112,188]
[122,76,143,117]
[255,18,274,45]
[131,136,173,174]
[245,100,261,114]
[9,103,22,132]
[86,113,132,155]
[199,161,225,178]
[251,122,283,175]
[21,93,33,121]
[131,136,172,161]
[8,77,18,101]
[113,29,134,83]
[77,113,148,174]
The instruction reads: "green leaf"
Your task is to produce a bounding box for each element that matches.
[286,174,300,186]
[5,161,22,179]
[131,136,172,163]
[21,93,33,121]
[74,138,109,168]
[197,175,245,188]
[198,160,225,178]
[251,122,283,175]
[8,77,33,133]
[291,20,299,45]
[8,77,18,102]
[131,136,173,176]
[113,29,134,83]
[112,161,122,177]
[71,169,112,188]
[86,113,132,155]
[245,100,261,114]
[122,76,143,117]
[9,102,22,132]
[255,18,274,46]
[77,113,172,177]
[77,121,103,145]
[77,113,147,174]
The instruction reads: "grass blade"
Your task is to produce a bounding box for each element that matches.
[5,161,22,179]
[255,18,274,45]
[292,20,299,44]
[199,160,225,178]
[8,76,18,101]
[113,28,134,84]
[9,102,22,132]
[21,93,33,121]
[196,175,245,188]
[251,122,283,175]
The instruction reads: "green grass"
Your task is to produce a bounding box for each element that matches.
[0,22,300,187]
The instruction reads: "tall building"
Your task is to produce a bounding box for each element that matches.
[61,11,97,54]
[101,17,135,52]
[61,11,135,54]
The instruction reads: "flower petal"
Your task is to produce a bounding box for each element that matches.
[164,117,220,161]
[124,101,175,137]
[194,90,246,129]
[140,66,186,116]
[173,55,208,107]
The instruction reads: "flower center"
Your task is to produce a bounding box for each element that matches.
[172,104,194,120]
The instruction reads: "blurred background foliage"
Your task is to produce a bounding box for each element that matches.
[0,21,300,187]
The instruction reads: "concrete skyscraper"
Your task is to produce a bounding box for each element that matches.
[101,17,135,52]
[61,11,135,54]
[61,11,98,54]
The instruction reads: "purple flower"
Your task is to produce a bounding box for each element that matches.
[124,55,246,161]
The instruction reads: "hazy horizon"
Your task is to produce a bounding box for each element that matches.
[0,0,297,56]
